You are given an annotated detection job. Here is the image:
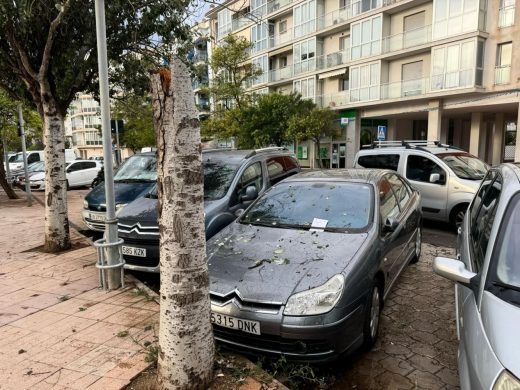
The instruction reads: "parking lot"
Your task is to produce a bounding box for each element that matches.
[54,187,460,389]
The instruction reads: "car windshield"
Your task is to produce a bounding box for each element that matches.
[8,155,16,162]
[28,162,45,172]
[14,153,24,162]
[204,160,240,201]
[240,181,372,232]
[114,155,156,182]
[496,201,520,290]
[438,153,488,180]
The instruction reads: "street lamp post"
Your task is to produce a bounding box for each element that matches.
[94,0,122,289]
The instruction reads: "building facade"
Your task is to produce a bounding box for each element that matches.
[207,0,520,168]
[192,20,213,120]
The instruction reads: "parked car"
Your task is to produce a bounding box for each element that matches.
[9,149,76,171]
[208,169,422,362]
[27,160,102,191]
[119,147,301,273]
[433,163,520,390]
[354,141,489,229]
[89,156,104,161]
[83,152,156,231]
[14,161,45,188]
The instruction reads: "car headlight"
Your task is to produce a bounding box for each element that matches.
[284,274,345,316]
[115,203,128,216]
[493,370,520,390]
[83,200,89,209]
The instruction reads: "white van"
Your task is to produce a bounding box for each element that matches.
[354,141,489,229]
[9,149,76,171]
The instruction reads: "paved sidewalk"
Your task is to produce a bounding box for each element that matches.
[0,194,159,390]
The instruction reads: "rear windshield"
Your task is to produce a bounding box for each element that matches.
[241,181,373,232]
[437,152,488,180]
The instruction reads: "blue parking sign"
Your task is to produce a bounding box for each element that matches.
[377,125,386,141]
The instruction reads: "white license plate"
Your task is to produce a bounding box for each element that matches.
[210,312,261,335]
[122,246,146,257]
[90,213,105,222]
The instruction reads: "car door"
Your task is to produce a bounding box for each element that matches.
[405,153,448,221]
[228,161,264,216]
[79,161,99,186]
[378,176,402,292]
[458,170,502,390]
[66,162,84,187]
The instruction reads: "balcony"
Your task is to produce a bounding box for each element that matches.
[382,25,432,53]
[232,16,253,32]
[316,6,351,30]
[495,65,511,85]
[269,66,293,82]
[498,5,515,28]
[317,91,350,108]
[380,77,430,100]
[316,50,350,70]
[193,52,208,62]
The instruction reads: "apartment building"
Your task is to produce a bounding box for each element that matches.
[207,0,520,168]
[191,20,213,120]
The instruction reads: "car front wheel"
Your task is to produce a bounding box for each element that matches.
[363,282,382,349]
[450,204,468,231]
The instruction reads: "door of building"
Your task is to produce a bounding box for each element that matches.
[331,142,347,168]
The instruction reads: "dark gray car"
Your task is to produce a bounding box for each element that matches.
[119,147,301,272]
[208,169,422,362]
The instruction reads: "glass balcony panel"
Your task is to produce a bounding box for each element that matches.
[495,65,511,84]
[499,6,515,28]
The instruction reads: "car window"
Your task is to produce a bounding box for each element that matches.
[406,155,446,184]
[387,174,411,209]
[469,170,497,229]
[27,153,40,164]
[283,156,299,172]
[379,178,400,230]
[358,154,400,171]
[469,172,502,272]
[267,157,286,185]
[67,163,81,172]
[82,161,97,169]
[236,162,263,199]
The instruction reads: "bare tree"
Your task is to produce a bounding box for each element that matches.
[151,56,214,389]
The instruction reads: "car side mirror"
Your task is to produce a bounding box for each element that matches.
[240,185,258,202]
[383,217,398,233]
[66,168,72,173]
[433,257,477,285]
[429,173,440,183]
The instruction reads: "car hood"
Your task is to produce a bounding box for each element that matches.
[29,172,45,181]
[85,182,155,209]
[481,291,520,376]
[117,196,217,226]
[207,222,368,305]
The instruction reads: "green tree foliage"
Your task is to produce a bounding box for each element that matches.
[205,34,261,110]
[288,108,339,168]
[113,95,155,152]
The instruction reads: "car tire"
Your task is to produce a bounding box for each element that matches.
[450,204,468,231]
[66,180,70,191]
[363,281,382,350]
[410,227,422,264]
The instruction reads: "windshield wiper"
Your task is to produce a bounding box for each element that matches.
[115,178,155,183]
[492,280,520,293]
[240,220,308,230]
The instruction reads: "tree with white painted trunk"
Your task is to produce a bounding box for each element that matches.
[151,57,214,389]
[0,0,190,252]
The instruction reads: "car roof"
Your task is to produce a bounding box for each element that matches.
[202,147,294,164]
[359,141,466,156]
[285,169,390,184]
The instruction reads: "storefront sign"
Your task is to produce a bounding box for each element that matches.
[297,145,308,159]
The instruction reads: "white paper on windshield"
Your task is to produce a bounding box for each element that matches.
[310,218,328,232]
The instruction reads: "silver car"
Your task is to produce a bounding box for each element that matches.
[354,141,489,229]
[434,163,520,389]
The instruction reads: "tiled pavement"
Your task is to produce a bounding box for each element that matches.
[333,243,459,389]
[0,194,158,389]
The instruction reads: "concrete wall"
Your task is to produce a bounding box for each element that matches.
[322,29,349,54]
[387,53,431,83]
[389,2,433,35]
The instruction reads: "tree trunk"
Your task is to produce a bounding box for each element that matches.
[0,146,18,199]
[152,59,214,390]
[41,95,70,252]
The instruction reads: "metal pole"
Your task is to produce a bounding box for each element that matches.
[2,135,10,180]
[18,104,32,206]
[114,119,120,167]
[95,0,121,289]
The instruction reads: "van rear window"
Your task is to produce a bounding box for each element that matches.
[357,154,400,171]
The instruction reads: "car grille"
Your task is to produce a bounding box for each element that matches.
[88,205,106,212]
[121,237,159,246]
[213,327,332,355]
[124,255,159,267]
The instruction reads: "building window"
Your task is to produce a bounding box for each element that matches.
[251,22,270,53]
[339,35,350,52]
[499,0,515,28]
[293,0,317,38]
[431,39,478,91]
[495,42,512,85]
[350,61,380,102]
[401,61,423,96]
[339,75,349,91]
[293,77,316,101]
[504,121,517,161]
[279,20,288,33]
[280,56,288,68]
[352,0,382,17]
[217,9,232,39]
[433,0,481,40]
[251,0,268,17]
[351,15,382,60]
[403,11,426,48]
[293,38,321,74]
[252,55,268,85]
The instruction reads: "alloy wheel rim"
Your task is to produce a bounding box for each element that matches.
[416,229,421,257]
[455,210,465,228]
[370,287,380,339]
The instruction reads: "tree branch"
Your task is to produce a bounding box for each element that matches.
[5,28,38,81]
[39,0,71,80]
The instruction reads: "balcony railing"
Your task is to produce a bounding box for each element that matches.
[193,52,208,62]
[232,16,253,32]
[251,0,294,18]
[269,66,293,82]
[316,69,482,107]
[495,65,511,85]
[381,25,432,53]
[316,50,350,70]
[498,6,515,28]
